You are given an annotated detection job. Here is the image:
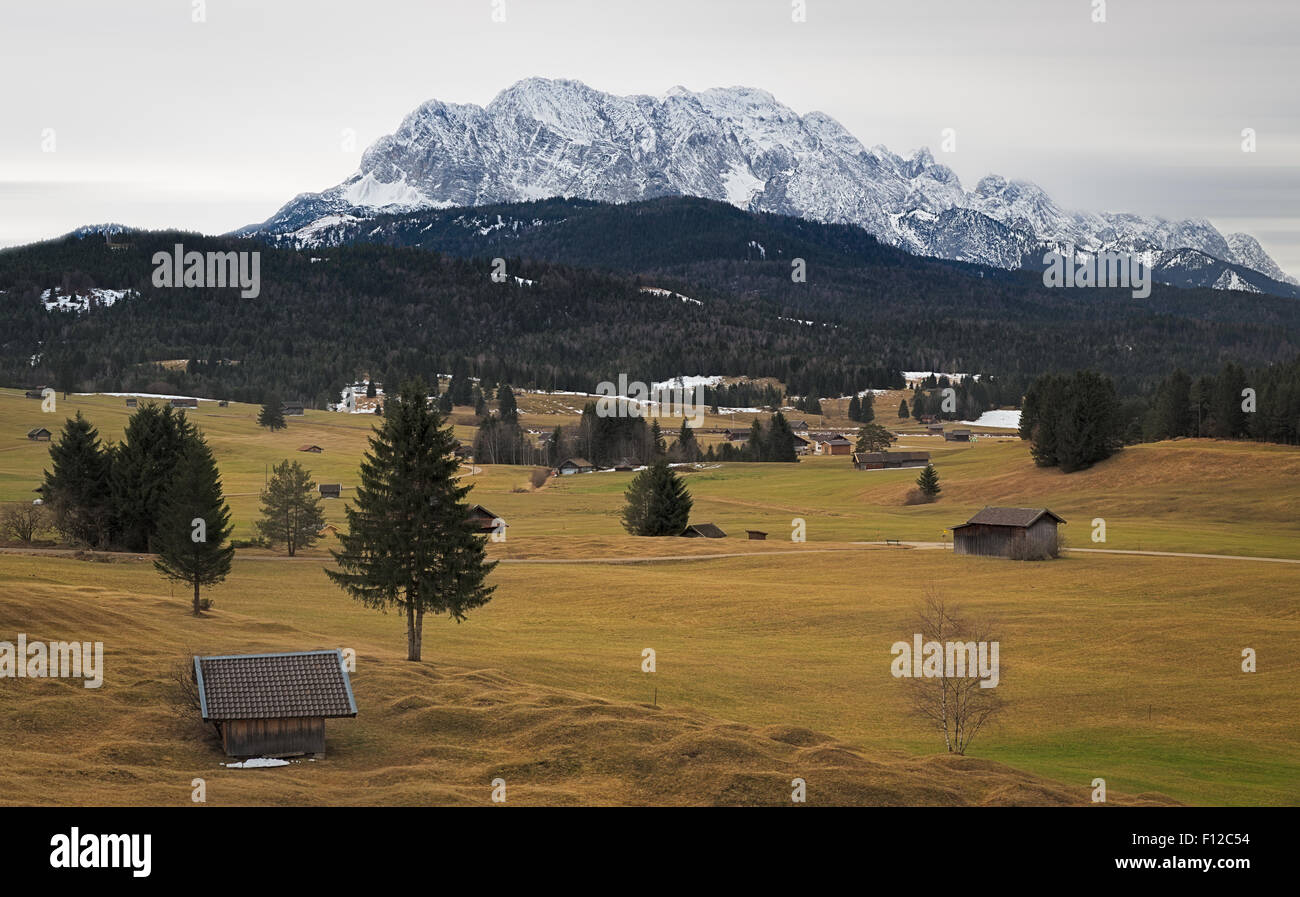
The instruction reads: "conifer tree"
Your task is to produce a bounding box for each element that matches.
[855,423,896,453]
[899,399,910,419]
[621,460,692,536]
[327,380,496,661]
[42,411,113,547]
[496,383,519,424]
[111,404,195,551]
[258,394,286,431]
[256,459,326,556]
[153,435,234,616]
[847,395,861,422]
[916,463,941,500]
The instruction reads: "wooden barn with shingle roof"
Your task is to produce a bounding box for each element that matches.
[193,650,357,757]
[952,507,1065,560]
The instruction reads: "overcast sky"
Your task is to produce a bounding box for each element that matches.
[2,0,1297,274]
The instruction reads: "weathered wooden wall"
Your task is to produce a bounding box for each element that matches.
[221,717,326,757]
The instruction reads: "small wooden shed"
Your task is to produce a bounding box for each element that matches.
[194,650,357,757]
[682,523,727,538]
[171,397,198,409]
[944,428,972,442]
[298,444,324,453]
[125,397,138,408]
[852,450,930,470]
[466,504,506,534]
[27,427,52,441]
[746,530,768,540]
[952,507,1065,560]
[282,402,305,416]
[319,483,341,499]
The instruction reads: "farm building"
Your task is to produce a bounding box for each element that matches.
[944,428,972,442]
[298,444,323,453]
[725,426,754,443]
[218,400,229,407]
[746,530,768,540]
[682,523,727,538]
[319,483,341,499]
[170,397,198,409]
[125,397,138,408]
[926,422,944,434]
[557,457,594,475]
[952,507,1065,560]
[852,450,930,470]
[193,650,357,757]
[816,434,853,455]
[317,523,340,538]
[282,402,305,416]
[24,389,46,400]
[788,420,811,434]
[791,433,812,455]
[466,504,506,534]
[26,427,52,441]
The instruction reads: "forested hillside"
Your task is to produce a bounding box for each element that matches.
[2,197,1300,406]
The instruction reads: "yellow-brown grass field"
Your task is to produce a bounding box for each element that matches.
[0,388,1296,806]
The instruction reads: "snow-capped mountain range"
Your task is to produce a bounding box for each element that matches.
[244,77,1296,292]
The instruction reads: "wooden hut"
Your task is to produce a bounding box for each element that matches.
[170,397,198,409]
[298,444,324,453]
[952,507,1065,560]
[681,523,727,538]
[944,428,972,442]
[319,483,341,499]
[852,450,930,470]
[26,427,52,441]
[125,397,138,408]
[193,650,357,757]
[746,530,768,540]
[466,504,506,534]
[282,402,305,416]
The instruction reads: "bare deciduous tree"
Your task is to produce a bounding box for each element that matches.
[1,503,49,543]
[904,590,1005,755]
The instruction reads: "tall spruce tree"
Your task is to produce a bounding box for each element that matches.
[860,391,875,423]
[153,435,234,616]
[847,395,861,422]
[42,411,112,547]
[621,460,692,536]
[496,383,519,424]
[326,380,496,662]
[899,399,910,419]
[916,463,941,499]
[258,394,286,431]
[766,412,798,462]
[111,404,195,551]
[255,459,326,556]
[673,419,701,461]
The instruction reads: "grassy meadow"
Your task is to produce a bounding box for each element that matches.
[0,388,1296,806]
